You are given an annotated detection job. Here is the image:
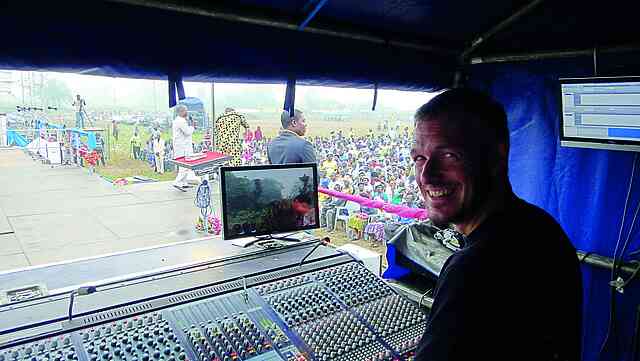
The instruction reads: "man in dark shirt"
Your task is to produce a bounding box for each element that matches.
[412,89,582,361]
[267,109,316,164]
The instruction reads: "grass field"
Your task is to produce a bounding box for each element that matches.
[93,116,412,181]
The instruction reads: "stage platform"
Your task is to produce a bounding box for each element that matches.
[0,148,220,272]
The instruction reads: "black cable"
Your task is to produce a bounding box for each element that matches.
[579,252,594,263]
[298,239,328,268]
[599,153,638,360]
[68,286,97,321]
[67,291,76,321]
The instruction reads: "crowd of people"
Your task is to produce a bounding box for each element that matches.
[238,124,424,245]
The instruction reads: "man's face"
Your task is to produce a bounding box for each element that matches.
[292,200,311,215]
[179,108,187,118]
[411,117,490,227]
[292,115,307,136]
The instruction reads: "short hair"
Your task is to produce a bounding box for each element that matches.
[175,104,187,113]
[225,107,235,113]
[414,88,509,147]
[281,109,303,129]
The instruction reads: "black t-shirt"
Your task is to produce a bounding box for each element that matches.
[415,195,582,361]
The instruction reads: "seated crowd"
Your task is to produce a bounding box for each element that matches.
[242,125,424,246]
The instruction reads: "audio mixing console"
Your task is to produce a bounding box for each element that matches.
[1,250,427,361]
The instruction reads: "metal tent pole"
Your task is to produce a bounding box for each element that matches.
[459,0,545,61]
[470,44,640,64]
[106,0,456,56]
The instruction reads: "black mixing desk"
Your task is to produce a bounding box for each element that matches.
[0,242,427,361]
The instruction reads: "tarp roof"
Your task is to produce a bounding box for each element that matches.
[3,0,638,91]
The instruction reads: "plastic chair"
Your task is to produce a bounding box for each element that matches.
[334,201,361,232]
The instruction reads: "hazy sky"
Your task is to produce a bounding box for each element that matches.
[5,70,435,112]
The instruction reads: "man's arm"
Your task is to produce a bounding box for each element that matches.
[415,261,474,361]
[301,141,317,163]
[178,118,195,137]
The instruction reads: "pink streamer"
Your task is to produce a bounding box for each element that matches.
[318,187,428,220]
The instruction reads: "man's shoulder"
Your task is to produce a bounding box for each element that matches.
[509,197,567,237]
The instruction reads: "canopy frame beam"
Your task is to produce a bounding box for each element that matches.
[459,0,545,62]
[106,0,457,56]
[299,0,329,30]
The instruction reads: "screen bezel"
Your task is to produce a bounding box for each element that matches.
[219,163,320,240]
[559,76,640,152]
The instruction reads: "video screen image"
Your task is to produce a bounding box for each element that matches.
[222,166,318,239]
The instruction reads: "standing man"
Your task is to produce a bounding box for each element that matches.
[153,134,166,174]
[72,94,87,128]
[112,119,119,142]
[267,109,316,164]
[214,107,249,166]
[172,105,195,188]
[411,89,582,361]
[130,131,141,160]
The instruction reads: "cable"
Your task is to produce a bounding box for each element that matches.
[599,153,638,360]
[298,239,328,268]
[622,261,640,289]
[68,286,97,321]
[419,288,433,308]
[579,252,594,263]
[617,180,640,273]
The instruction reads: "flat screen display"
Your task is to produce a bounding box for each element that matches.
[560,76,640,152]
[219,163,319,240]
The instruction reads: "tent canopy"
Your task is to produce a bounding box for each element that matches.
[3,0,638,91]
[3,2,640,361]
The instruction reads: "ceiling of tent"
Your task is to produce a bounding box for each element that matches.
[1,0,638,90]
[160,0,639,56]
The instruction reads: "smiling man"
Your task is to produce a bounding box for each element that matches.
[412,89,582,361]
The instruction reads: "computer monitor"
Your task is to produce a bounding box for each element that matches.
[219,163,319,240]
[559,76,640,152]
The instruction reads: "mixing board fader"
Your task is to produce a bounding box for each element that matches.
[256,262,427,361]
[1,260,427,361]
[166,291,306,361]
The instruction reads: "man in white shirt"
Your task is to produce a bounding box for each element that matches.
[153,135,166,174]
[172,105,195,188]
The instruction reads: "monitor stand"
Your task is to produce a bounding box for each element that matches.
[254,234,302,243]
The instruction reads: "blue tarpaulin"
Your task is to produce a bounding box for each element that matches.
[6,130,28,147]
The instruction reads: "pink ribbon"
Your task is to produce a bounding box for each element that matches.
[318,187,428,220]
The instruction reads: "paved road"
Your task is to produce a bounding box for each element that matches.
[0,148,220,272]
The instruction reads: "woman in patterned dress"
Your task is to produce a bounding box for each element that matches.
[214,108,249,166]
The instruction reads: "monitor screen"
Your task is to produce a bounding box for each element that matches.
[219,163,319,240]
[560,76,640,152]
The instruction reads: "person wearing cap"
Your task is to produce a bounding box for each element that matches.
[267,109,316,164]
